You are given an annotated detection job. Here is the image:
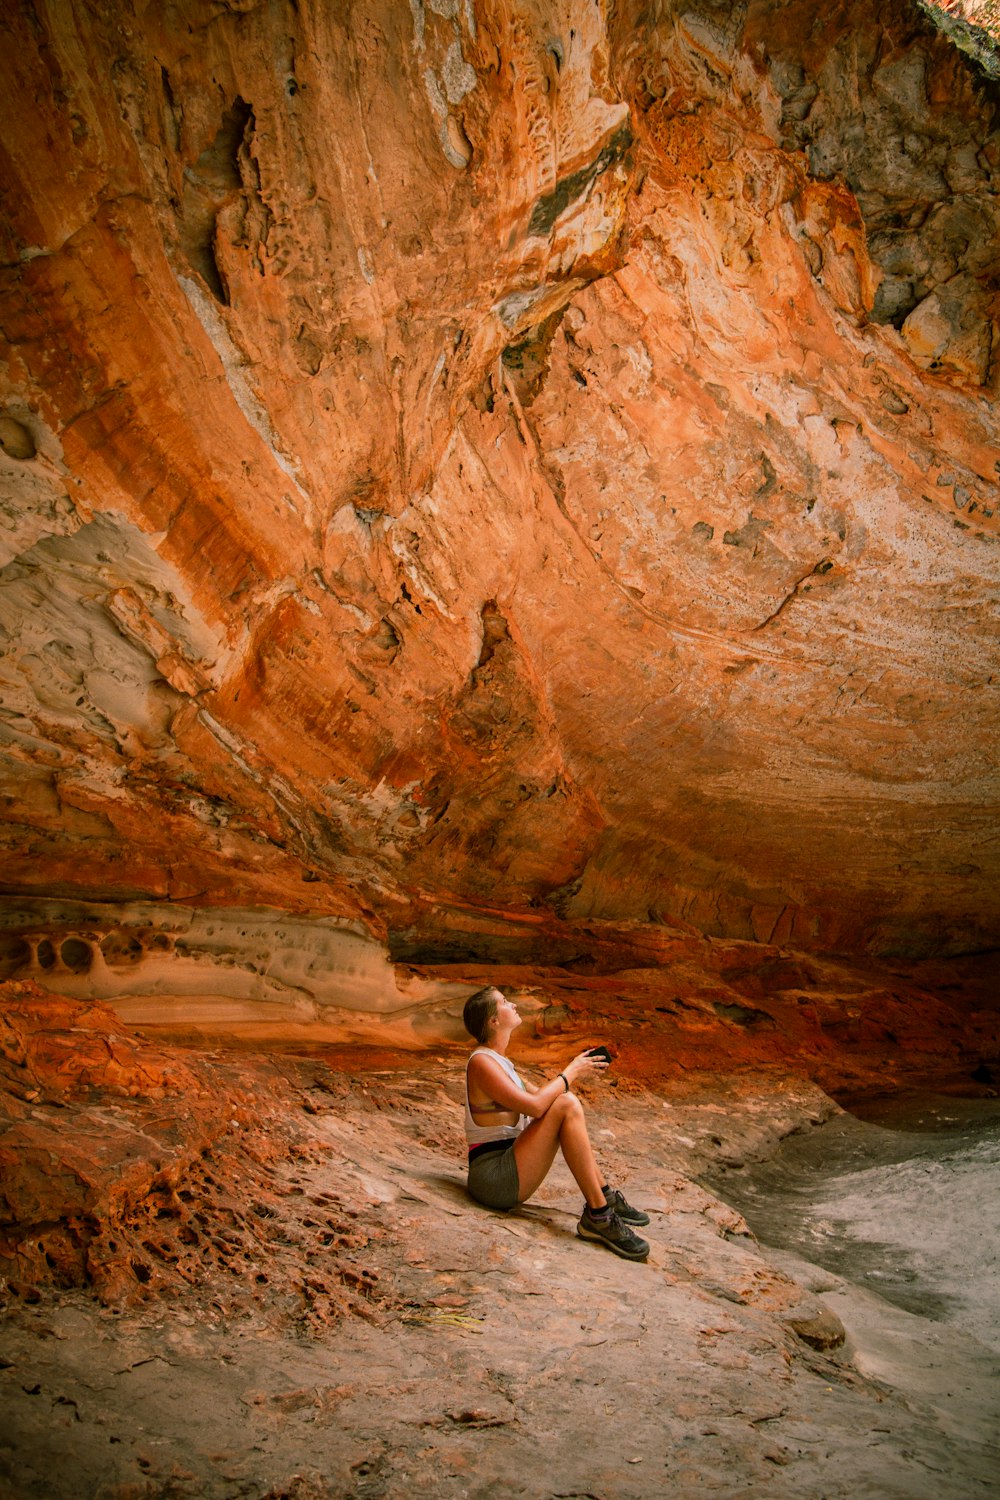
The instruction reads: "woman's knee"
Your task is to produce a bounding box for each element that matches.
[556,1090,584,1123]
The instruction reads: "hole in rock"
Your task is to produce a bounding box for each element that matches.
[477,600,511,668]
[374,618,400,655]
[501,307,564,405]
[60,938,93,973]
[36,939,55,970]
[0,413,36,460]
[100,931,143,965]
[180,97,253,304]
[0,935,31,978]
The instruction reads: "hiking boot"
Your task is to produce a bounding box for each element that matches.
[604,1186,650,1226]
[577,1206,650,1261]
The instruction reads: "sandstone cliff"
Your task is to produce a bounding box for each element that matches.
[1,0,998,984]
[3,14,1000,1491]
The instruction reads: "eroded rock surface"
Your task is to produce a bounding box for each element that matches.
[0,0,997,966]
[2,901,997,1097]
[0,982,385,1318]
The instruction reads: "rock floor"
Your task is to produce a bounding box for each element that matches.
[2,1043,998,1500]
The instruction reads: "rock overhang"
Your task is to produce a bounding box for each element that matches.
[0,0,997,984]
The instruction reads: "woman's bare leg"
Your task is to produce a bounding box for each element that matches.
[512,1092,605,1207]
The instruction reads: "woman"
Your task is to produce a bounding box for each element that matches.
[462,985,651,1261]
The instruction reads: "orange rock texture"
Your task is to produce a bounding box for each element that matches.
[0,981,386,1315]
[1,960,993,1303]
[1,0,999,968]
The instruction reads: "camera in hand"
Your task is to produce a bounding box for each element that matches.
[586,1045,611,1062]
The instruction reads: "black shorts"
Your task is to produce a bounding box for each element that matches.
[467,1141,519,1209]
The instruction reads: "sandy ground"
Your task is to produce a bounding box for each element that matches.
[2,1045,998,1500]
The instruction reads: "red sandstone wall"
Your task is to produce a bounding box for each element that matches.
[1,0,998,962]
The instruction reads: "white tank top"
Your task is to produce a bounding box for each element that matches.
[464,1047,528,1146]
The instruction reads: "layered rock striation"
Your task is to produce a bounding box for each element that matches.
[1,0,998,974]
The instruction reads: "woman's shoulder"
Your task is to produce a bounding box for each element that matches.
[467,1047,513,1073]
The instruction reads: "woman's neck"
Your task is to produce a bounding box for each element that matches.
[485,1029,511,1056]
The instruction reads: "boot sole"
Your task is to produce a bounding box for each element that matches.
[577,1221,650,1261]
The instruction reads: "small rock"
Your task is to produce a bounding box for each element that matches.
[782,1306,846,1351]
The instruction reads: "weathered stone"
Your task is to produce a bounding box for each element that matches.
[901,273,993,381]
[782,1305,848,1351]
[0,0,997,975]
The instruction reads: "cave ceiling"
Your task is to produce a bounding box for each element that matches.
[1,0,998,965]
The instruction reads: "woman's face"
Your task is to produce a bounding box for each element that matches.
[492,991,521,1033]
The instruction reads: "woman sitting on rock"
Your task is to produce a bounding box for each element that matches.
[462,986,651,1261]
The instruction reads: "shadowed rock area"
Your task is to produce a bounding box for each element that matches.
[1,0,999,1494]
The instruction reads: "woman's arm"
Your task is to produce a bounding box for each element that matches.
[468,1051,607,1120]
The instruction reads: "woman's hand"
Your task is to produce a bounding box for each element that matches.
[563,1049,609,1085]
